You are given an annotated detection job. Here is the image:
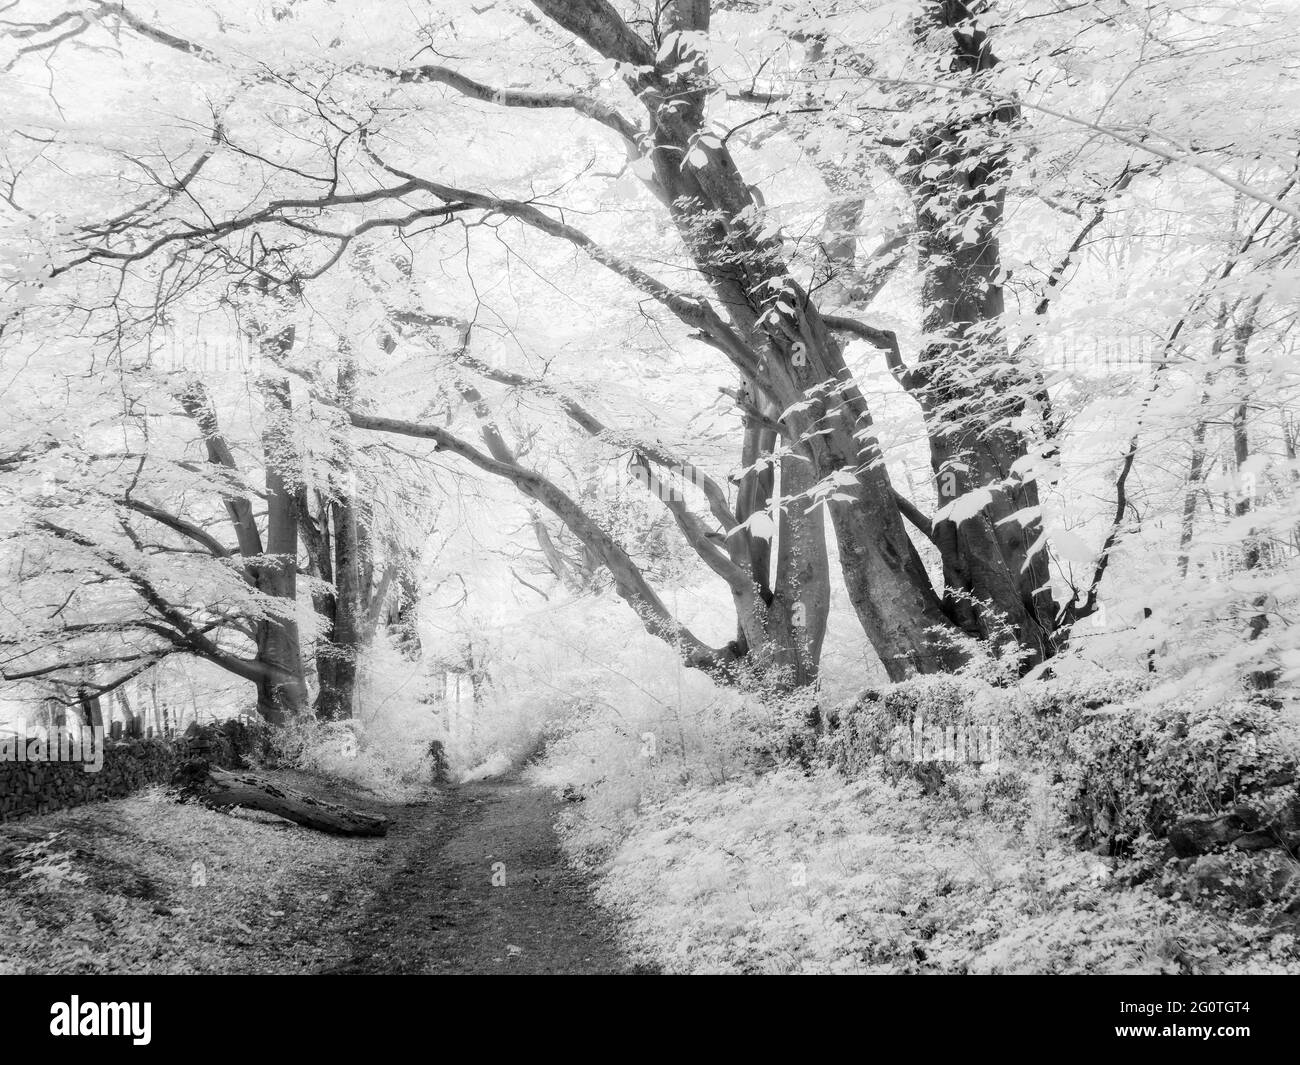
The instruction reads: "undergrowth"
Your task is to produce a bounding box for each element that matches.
[528,648,1300,974]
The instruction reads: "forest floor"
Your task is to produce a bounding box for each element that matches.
[5,761,1299,974]
[0,771,649,974]
[563,766,1300,974]
[322,776,650,974]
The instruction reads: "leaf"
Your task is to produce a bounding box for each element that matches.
[1052,530,1095,564]
[729,510,776,541]
[934,488,994,524]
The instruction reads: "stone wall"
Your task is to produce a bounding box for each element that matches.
[0,719,268,823]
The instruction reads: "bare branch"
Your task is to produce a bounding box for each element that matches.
[346,408,737,670]
[385,63,640,145]
[364,147,761,376]
[822,314,926,392]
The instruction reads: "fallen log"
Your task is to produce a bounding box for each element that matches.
[1167,804,1300,858]
[1167,807,1260,857]
[175,759,388,837]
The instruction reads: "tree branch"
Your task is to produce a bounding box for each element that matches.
[363,147,761,376]
[822,314,927,392]
[346,409,736,670]
[384,62,640,145]
[119,497,238,563]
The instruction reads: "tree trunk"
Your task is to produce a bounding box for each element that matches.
[1230,297,1275,689]
[725,410,830,687]
[648,3,963,677]
[314,350,364,721]
[176,760,388,836]
[523,0,966,678]
[897,0,1058,665]
[77,687,103,730]
[255,374,308,723]
[181,313,308,725]
[772,450,831,685]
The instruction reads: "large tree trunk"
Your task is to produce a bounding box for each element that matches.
[249,286,310,723]
[895,1,1057,665]
[1230,296,1275,689]
[313,351,364,721]
[254,375,308,724]
[181,380,304,719]
[724,410,831,687]
[622,0,965,678]
[772,450,831,685]
[176,760,388,836]
[183,296,309,725]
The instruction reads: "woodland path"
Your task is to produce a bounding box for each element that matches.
[319,777,653,975]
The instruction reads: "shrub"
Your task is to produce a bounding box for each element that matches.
[825,661,1300,861]
[827,674,995,789]
[269,650,448,802]
[1063,695,1300,856]
[997,672,1153,764]
[824,651,1151,789]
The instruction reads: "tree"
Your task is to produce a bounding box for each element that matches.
[4,0,1299,710]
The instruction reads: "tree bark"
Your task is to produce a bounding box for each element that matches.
[312,349,364,720]
[176,760,388,836]
[1230,296,1276,689]
[895,0,1057,664]
[771,450,831,685]
[254,373,308,723]
[544,0,967,678]
[179,369,307,723]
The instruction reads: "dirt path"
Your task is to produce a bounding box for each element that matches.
[321,778,653,975]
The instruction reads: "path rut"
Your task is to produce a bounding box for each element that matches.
[321,778,651,975]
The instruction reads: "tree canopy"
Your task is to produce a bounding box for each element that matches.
[2,0,1298,725]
